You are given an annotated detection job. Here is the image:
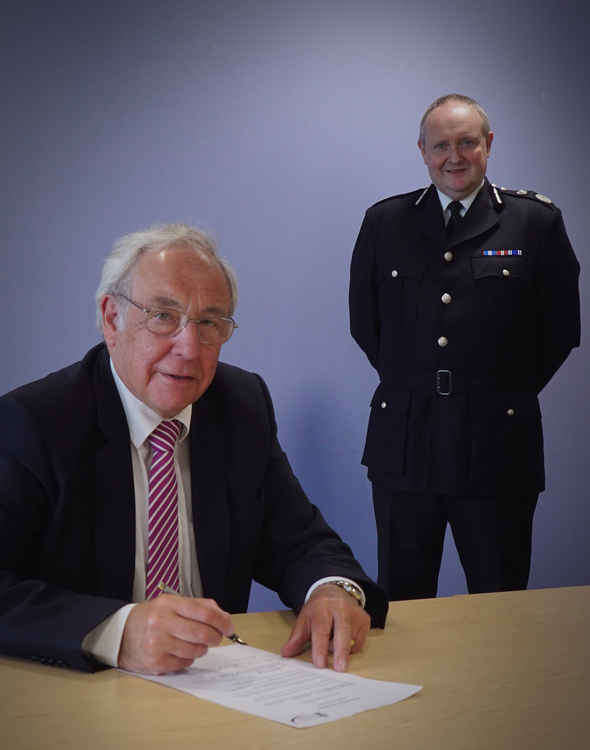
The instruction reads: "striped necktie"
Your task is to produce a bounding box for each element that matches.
[145,419,183,600]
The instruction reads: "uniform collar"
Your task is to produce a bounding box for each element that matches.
[436,181,485,216]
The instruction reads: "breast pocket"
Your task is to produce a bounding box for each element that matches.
[471,256,532,325]
[471,255,531,282]
[362,388,411,475]
[377,262,424,328]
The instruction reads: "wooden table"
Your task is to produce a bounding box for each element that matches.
[2,586,588,749]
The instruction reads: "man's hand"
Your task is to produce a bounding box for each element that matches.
[118,594,234,674]
[280,584,370,672]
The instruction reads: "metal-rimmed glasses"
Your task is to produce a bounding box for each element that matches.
[117,294,237,346]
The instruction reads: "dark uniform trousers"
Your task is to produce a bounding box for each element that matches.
[350,181,580,600]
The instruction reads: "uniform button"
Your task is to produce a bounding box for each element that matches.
[380,401,387,409]
[437,336,448,348]
[444,251,454,262]
[391,269,398,278]
[502,268,510,277]
[441,292,452,304]
[507,408,515,416]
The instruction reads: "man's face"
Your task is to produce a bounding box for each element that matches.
[102,246,231,418]
[419,100,494,200]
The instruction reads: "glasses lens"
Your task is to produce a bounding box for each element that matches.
[146,310,181,336]
[197,318,234,345]
[144,309,235,343]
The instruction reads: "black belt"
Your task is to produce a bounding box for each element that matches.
[384,372,532,397]
[402,371,494,396]
[435,369,453,396]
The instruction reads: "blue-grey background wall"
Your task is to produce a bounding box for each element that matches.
[2,0,588,610]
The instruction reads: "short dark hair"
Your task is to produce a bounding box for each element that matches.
[419,94,491,145]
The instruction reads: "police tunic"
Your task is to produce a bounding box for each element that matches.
[349,180,580,497]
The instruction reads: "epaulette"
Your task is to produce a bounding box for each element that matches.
[371,187,430,210]
[491,184,556,208]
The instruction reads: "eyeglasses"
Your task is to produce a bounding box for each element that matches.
[117,294,237,345]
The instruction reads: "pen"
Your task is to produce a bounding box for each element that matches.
[157,581,247,645]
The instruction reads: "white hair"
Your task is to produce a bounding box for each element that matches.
[95,223,238,333]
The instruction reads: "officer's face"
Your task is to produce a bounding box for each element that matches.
[102,247,231,418]
[419,101,493,200]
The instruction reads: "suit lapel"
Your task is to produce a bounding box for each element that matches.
[189,384,231,603]
[92,349,136,599]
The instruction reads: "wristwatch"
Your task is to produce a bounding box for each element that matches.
[330,579,365,607]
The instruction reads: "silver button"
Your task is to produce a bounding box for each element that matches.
[441,292,452,304]
[444,251,454,262]
[502,268,510,277]
[507,408,515,416]
[391,269,398,278]
[380,401,387,409]
[437,336,448,348]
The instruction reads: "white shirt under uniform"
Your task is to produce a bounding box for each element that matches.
[437,180,484,222]
[83,361,364,666]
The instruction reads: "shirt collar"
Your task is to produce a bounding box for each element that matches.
[110,359,192,449]
[436,180,485,215]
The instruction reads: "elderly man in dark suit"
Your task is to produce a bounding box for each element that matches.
[0,223,386,674]
[349,93,580,601]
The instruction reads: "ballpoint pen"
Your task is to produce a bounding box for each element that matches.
[157,582,247,645]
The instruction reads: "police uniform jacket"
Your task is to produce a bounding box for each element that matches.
[349,180,580,496]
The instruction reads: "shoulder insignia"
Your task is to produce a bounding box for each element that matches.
[492,184,502,206]
[535,193,552,204]
[497,186,554,206]
[370,186,430,208]
[414,186,429,206]
[372,187,429,210]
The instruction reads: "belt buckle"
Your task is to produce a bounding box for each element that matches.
[436,369,452,396]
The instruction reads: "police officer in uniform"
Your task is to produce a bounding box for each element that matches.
[349,93,580,600]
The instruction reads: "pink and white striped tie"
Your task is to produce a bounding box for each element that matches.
[145,419,183,600]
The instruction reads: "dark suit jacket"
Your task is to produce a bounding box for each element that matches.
[349,181,580,495]
[0,343,386,670]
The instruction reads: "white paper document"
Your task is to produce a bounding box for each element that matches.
[135,644,422,728]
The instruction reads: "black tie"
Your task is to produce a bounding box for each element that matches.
[446,200,463,239]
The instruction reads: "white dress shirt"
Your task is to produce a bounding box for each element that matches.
[437,180,484,223]
[111,362,203,601]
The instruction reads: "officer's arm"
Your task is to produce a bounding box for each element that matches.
[349,211,380,369]
[535,210,580,392]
